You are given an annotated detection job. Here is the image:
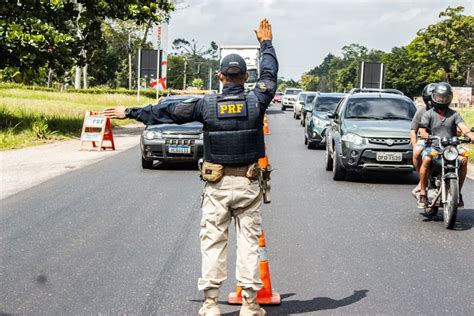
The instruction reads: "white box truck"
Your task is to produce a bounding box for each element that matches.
[219,45,260,92]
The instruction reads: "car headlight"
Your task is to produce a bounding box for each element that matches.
[144,130,162,140]
[341,133,364,145]
[443,146,458,161]
[312,117,326,127]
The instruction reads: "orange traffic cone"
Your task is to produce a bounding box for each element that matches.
[228,230,281,305]
[263,114,270,135]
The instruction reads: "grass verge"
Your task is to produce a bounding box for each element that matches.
[458,108,474,163]
[0,88,155,150]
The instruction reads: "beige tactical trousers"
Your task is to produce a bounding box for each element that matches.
[198,175,263,297]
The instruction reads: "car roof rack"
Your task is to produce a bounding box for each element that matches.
[349,88,404,95]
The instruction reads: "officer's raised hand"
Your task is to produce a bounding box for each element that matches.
[254,18,273,43]
[102,106,127,119]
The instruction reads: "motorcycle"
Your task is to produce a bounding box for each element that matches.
[424,130,473,229]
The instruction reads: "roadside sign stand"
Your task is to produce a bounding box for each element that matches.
[80,111,115,151]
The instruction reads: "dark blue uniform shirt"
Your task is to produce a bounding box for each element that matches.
[126,40,278,125]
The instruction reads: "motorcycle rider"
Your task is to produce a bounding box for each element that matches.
[410,83,436,198]
[418,82,474,208]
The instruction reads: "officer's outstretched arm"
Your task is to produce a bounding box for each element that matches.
[102,97,204,125]
[253,18,278,107]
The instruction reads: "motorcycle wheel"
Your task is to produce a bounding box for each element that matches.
[443,178,459,229]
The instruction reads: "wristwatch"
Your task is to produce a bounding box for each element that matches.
[124,107,132,117]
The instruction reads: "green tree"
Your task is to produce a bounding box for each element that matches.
[191,78,204,89]
[299,74,320,91]
[383,6,473,96]
[277,77,299,91]
[0,0,174,85]
[167,39,219,90]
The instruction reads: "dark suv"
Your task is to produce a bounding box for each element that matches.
[325,88,416,180]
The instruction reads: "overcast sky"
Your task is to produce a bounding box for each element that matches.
[167,0,473,80]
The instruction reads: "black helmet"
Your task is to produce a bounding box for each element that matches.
[422,83,436,107]
[431,82,453,110]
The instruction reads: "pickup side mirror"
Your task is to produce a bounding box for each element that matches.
[303,107,312,113]
[328,112,336,119]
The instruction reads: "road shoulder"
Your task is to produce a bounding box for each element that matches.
[468,163,474,180]
[0,124,144,200]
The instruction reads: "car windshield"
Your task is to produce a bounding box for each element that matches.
[314,96,343,112]
[306,95,316,104]
[345,98,416,120]
[286,90,301,95]
[247,69,258,82]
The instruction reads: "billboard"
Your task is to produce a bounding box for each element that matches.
[138,49,159,79]
[452,87,472,108]
[360,62,385,89]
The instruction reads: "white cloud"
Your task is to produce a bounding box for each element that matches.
[167,0,472,79]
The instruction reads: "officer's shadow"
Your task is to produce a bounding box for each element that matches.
[219,289,369,315]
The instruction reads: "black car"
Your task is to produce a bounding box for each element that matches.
[304,93,345,149]
[140,95,204,169]
[325,88,416,180]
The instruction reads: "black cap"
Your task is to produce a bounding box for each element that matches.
[220,54,247,75]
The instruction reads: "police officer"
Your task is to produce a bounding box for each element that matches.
[103,18,277,316]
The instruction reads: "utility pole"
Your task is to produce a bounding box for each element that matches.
[183,58,187,90]
[74,1,82,89]
[208,66,212,91]
[128,31,132,90]
[137,48,141,101]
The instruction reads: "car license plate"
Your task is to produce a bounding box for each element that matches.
[168,145,191,154]
[376,152,403,162]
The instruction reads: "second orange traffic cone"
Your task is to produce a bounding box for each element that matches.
[227,230,281,305]
[263,114,270,135]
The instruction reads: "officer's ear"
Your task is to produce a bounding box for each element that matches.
[244,72,249,82]
[217,72,224,82]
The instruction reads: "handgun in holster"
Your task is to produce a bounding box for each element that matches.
[258,164,272,204]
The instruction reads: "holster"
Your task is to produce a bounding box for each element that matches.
[258,164,272,204]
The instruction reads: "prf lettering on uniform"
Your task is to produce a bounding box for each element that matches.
[217,101,248,118]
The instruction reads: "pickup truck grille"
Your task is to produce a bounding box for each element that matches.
[368,138,410,146]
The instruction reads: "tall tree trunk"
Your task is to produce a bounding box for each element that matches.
[47,68,53,88]
[75,66,82,89]
[141,19,152,47]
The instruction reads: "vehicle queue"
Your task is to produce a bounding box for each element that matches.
[277,84,473,229]
[136,81,472,231]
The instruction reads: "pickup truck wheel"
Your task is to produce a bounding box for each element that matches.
[304,135,308,145]
[332,150,346,181]
[282,105,286,111]
[142,157,154,169]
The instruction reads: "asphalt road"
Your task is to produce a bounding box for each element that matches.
[1,106,473,315]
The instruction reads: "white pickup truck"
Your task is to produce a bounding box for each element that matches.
[219,45,260,92]
[281,88,303,111]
